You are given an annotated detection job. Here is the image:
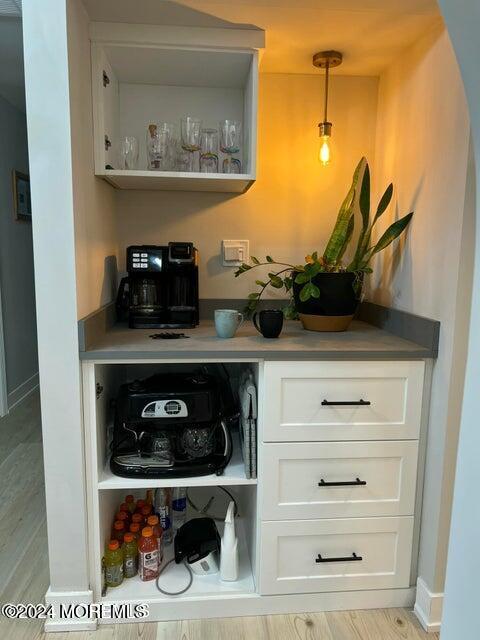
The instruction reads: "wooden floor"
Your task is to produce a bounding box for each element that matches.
[0,392,439,640]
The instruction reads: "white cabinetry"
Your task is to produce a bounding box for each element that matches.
[262,440,419,520]
[259,360,425,599]
[81,358,426,625]
[260,517,414,595]
[90,23,263,193]
[263,361,424,441]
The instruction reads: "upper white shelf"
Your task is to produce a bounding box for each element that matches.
[103,169,255,193]
[91,22,262,194]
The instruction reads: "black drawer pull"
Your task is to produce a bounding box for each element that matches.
[315,552,363,564]
[318,478,367,487]
[321,399,371,406]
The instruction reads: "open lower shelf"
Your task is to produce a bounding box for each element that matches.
[101,170,255,193]
[98,434,257,489]
[102,519,255,603]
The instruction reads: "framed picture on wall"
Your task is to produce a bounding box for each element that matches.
[12,170,32,222]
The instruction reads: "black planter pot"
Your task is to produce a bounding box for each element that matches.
[293,271,360,332]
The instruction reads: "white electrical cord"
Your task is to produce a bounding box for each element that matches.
[155,557,193,596]
[186,486,239,521]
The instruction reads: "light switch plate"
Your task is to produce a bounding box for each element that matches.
[222,240,249,267]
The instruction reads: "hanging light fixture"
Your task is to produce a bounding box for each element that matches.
[313,50,343,166]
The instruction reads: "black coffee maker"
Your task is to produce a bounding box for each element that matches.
[110,372,234,478]
[116,243,199,328]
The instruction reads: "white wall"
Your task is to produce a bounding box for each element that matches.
[436,1,480,638]
[370,22,471,596]
[115,73,378,299]
[23,0,90,596]
[0,94,38,406]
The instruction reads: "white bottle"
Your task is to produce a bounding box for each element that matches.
[220,501,239,581]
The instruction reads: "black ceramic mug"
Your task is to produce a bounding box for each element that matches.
[252,309,284,339]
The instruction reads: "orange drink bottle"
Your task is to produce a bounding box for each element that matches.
[138,526,159,581]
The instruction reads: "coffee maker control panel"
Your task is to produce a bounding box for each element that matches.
[128,246,164,272]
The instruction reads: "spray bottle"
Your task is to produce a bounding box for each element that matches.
[220,501,238,581]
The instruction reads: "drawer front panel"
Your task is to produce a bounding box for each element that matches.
[259,517,414,595]
[263,361,424,442]
[262,440,419,519]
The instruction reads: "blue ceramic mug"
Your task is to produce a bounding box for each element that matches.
[214,309,244,338]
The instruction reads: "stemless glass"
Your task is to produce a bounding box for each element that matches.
[159,122,178,170]
[146,123,177,170]
[146,125,169,170]
[181,117,202,172]
[199,128,219,173]
[118,136,139,170]
[219,120,242,174]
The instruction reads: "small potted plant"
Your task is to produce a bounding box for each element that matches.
[235,158,413,332]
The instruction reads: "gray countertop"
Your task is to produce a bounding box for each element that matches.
[79,319,433,361]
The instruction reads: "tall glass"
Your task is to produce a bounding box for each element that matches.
[181,117,202,172]
[199,129,219,173]
[219,120,242,174]
[118,136,139,170]
[146,123,177,171]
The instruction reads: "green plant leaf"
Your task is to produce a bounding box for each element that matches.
[248,292,260,299]
[299,283,312,302]
[284,277,293,292]
[310,283,320,298]
[337,214,355,262]
[255,279,267,287]
[241,263,251,271]
[283,303,298,320]
[370,211,414,257]
[374,183,393,222]
[269,274,284,288]
[295,272,309,284]
[293,265,305,272]
[359,162,370,231]
[266,255,274,263]
[251,256,260,265]
[311,251,318,261]
[323,157,365,265]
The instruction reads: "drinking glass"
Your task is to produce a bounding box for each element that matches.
[159,122,179,170]
[146,124,169,170]
[146,123,177,171]
[199,128,219,173]
[181,117,202,172]
[219,120,242,174]
[118,136,139,170]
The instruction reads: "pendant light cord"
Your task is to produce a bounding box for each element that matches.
[324,60,330,123]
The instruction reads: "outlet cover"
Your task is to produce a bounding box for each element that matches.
[222,240,249,267]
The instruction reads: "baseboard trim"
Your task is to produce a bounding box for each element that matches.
[414,577,443,633]
[7,371,39,411]
[44,587,97,633]
[99,586,416,624]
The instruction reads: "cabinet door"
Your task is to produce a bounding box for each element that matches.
[259,517,414,595]
[263,361,424,442]
[261,440,418,520]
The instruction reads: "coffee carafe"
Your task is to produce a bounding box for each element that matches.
[116,243,199,329]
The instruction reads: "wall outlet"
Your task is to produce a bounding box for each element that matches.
[222,240,249,267]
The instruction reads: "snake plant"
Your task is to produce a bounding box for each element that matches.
[235,157,413,317]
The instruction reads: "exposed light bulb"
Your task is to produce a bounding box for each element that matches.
[319,135,331,166]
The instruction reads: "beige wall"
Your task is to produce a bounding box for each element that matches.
[115,73,378,298]
[68,0,119,320]
[369,23,471,592]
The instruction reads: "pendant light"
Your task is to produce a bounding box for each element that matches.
[313,50,343,166]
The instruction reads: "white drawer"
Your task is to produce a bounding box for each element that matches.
[259,516,414,595]
[261,440,418,520]
[263,361,424,442]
